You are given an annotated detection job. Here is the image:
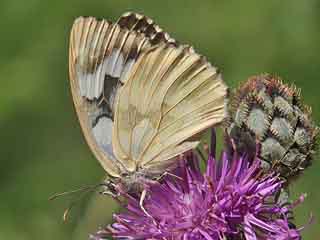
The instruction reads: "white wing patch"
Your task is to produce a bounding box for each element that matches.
[92,117,114,157]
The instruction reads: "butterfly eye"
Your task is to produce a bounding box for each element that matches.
[120,172,130,177]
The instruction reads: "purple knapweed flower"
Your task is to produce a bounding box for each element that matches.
[264,219,301,240]
[91,131,303,240]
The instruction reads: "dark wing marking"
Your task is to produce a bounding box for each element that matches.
[117,12,176,45]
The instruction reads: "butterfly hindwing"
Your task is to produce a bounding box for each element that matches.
[113,43,227,174]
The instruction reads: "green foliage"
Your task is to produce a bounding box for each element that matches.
[0,0,319,239]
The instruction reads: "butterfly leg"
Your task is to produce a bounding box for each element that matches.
[139,189,151,217]
[155,171,183,182]
[100,189,118,198]
[139,189,159,225]
[99,180,119,198]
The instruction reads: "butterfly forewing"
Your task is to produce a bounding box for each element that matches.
[69,18,120,177]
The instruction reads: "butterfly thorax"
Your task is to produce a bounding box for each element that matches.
[122,170,161,194]
[104,170,159,195]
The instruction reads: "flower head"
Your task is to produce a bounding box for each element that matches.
[227,74,319,179]
[92,132,303,240]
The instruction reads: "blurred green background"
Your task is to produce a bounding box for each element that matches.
[1,0,319,239]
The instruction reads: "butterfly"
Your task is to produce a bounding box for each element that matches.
[69,12,228,195]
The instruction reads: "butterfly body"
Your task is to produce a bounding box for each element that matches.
[69,12,227,194]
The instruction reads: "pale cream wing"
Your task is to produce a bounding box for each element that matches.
[113,43,227,174]
[69,16,155,176]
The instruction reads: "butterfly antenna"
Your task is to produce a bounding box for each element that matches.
[62,186,99,222]
[63,188,95,222]
[49,183,109,222]
[49,184,104,201]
